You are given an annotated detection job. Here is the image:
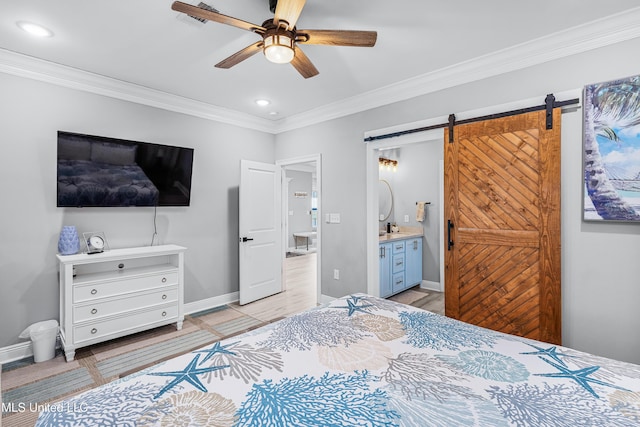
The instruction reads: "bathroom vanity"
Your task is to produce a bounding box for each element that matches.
[379,232,423,297]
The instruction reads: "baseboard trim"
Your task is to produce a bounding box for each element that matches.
[0,341,34,365]
[420,280,442,292]
[183,292,239,315]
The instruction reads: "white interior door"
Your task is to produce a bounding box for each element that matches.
[239,160,282,305]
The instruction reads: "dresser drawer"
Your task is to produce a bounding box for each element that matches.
[392,241,405,254]
[74,304,178,345]
[74,287,178,323]
[392,254,405,273]
[73,271,178,303]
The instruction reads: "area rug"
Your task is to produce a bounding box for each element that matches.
[96,329,217,378]
[388,289,429,305]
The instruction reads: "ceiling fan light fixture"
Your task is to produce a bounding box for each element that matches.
[263,34,294,64]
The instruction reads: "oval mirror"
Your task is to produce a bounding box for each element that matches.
[379,179,393,222]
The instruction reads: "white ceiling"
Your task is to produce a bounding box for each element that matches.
[1,1,640,133]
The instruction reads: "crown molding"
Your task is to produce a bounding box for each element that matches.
[276,6,640,133]
[1,7,639,135]
[0,48,279,134]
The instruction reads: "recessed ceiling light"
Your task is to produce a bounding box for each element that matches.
[269,111,279,116]
[255,99,270,107]
[17,21,53,38]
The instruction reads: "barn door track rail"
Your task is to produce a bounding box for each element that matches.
[363,94,579,143]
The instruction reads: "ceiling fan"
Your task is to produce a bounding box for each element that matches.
[171,0,377,79]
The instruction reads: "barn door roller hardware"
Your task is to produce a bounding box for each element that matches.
[364,94,579,143]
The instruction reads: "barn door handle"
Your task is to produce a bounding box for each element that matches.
[447,220,454,251]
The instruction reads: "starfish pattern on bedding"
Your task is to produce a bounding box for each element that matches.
[149,354,230,399]
[335,297,373,316]
[521,344,576,366]
[534,359,629,398]
[194,341,237,364]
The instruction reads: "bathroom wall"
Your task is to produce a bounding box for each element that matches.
[378,141,443,284]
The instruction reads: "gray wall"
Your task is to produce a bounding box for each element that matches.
[0,72,274,348]
[275,37,640,364]
[379,142,442,284]
[2,36,640,365]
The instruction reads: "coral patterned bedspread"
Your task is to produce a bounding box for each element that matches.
[36,294,640,426]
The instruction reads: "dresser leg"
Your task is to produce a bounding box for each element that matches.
[64,349,75,362]
[176,319,183,331]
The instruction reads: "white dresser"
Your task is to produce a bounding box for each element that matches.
[57,244,186,362]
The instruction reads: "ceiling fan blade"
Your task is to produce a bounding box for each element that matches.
[215,41,263,69]
[172,1,265,33]
[297,29,377,47]
[291,46,319,79]
[274,0,306,30]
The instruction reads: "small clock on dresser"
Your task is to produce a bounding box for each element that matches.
[83,231,108,254]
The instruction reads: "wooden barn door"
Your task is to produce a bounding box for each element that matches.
[444,109,561,344]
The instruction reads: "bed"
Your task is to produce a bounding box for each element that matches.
[36,294,640,426]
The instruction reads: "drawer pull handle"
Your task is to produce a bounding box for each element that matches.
[91,308,98,315]
[91,328,98,334]
[91,289,98,295]
[162,311,167,317]
[162,294,167,300]
[162,277,167,283]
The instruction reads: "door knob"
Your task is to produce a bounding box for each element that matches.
[240,237,254,242]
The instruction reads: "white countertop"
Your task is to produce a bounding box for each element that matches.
[379,231,423,242]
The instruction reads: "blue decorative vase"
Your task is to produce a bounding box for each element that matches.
[58,226,80,255]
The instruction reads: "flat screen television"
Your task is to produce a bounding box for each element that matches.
[57,131,194,207]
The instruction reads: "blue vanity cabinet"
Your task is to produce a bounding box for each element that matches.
[391,240,406,294]
[380,236,423,297]
[405,238,423,288]
[379,242,393,297]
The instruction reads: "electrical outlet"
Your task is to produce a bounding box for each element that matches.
[333,269,340,280]
[404,214,409,223]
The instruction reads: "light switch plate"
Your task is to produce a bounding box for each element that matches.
[329,213,341,223]
[404,214,409,223]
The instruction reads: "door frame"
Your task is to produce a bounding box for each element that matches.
[276,154,322,305]
[365,126,444,297]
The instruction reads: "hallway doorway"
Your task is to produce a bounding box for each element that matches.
[278,154,322,304]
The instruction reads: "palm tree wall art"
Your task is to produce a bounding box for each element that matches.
[583,75,640,221]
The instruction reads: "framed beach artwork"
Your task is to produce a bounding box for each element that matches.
[583,74,640,222]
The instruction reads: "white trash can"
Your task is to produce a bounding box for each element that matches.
[19,320,59,363]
